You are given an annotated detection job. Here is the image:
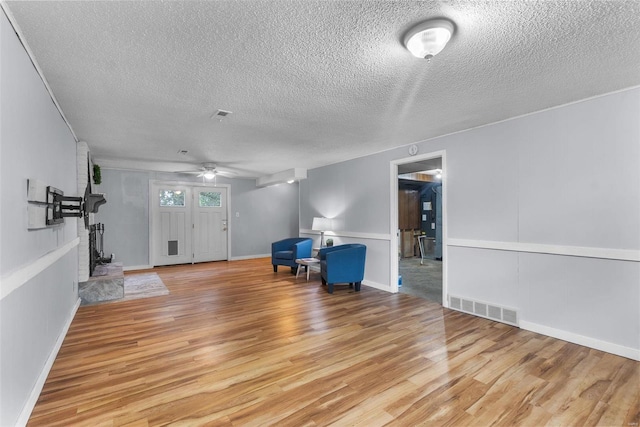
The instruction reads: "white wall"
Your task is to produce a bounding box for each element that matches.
[95,169,300,267]
[301,87,640,359]
[0,10,79,426]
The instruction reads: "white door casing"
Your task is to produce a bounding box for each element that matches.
[150,182,229,266]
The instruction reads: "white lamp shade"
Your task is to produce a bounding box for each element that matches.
[203,171,216,179]
[404,19,454,59]
[312,217,333,231]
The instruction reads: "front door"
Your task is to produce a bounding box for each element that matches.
[193,188,228,263]
[151,183,229,266]
[151,185,193,266]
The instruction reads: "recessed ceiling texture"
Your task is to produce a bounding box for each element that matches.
[3,1,640,178]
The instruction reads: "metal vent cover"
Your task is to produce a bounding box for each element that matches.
[474,302,488,317]
[488,305,502,320]
[462,299,474,313]
[448,295,519,327]
[212,109,232,118]
[503,309,518,324]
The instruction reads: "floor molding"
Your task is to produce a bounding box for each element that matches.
[519,320,640,361]
[17,297,81,427]
[230,254,270,261]
[362,279,392,293]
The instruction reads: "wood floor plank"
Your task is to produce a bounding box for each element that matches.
[27,258,639,426]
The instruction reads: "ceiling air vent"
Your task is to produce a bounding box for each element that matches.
[212,109,232,120]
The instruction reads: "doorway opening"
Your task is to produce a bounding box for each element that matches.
[391,151,446,306]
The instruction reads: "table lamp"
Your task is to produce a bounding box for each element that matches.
[312,217,333,247]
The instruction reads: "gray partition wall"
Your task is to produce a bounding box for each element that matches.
[1,11,80,426]
[300,87,640,360]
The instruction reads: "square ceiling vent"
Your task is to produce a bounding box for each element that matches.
[212,109,232,120]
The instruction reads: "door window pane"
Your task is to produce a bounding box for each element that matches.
[199,191,221,207]
[159,190,185,206]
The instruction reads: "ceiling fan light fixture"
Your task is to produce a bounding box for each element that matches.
[203,171,216,180]
[404,18,454,60]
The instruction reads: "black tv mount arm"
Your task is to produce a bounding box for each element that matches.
[46,186,106,227]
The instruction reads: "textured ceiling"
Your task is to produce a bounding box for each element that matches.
[4,1,640,178]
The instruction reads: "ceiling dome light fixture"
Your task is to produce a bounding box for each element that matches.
[404,18,454,61]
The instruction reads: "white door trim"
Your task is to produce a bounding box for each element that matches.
[149,180,231,266]
[390,150,448,307]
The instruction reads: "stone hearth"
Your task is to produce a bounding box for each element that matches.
[79,262,124,305]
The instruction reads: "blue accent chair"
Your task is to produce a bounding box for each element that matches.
[319,244,366,294]
[271,238,313,273]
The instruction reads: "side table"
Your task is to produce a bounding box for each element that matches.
[295,257,320,281]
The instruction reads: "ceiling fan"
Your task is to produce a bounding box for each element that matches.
[177,163,236,180]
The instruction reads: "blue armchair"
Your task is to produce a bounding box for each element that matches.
[272,238,313,273]
[319,244,366,294]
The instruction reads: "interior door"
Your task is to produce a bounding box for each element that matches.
[193,187,228,263]
[151,185,193,266]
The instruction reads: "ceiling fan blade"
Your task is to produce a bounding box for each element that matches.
[173,162,236,179]
[215,169,237,177]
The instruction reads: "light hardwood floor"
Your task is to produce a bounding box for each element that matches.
[29,258,639,426]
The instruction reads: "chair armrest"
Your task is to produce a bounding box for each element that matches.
[293,239,312,259]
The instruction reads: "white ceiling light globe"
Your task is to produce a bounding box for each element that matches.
[404,19,454,60]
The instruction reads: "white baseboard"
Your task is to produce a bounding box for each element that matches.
[520,320,640,361]
[362,279,393,293]
[230,254,270,261]
[17,297,81,427]
[123,265,153,271]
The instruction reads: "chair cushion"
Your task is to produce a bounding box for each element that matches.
[274,250,294,260]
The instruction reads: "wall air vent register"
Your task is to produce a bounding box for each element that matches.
[449,295,519,327]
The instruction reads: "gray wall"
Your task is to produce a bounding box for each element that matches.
[1,10,79,426]
[93,169,150,266]
[95,170,300,267]
[300,87,640,357]
[230,177,300,258]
